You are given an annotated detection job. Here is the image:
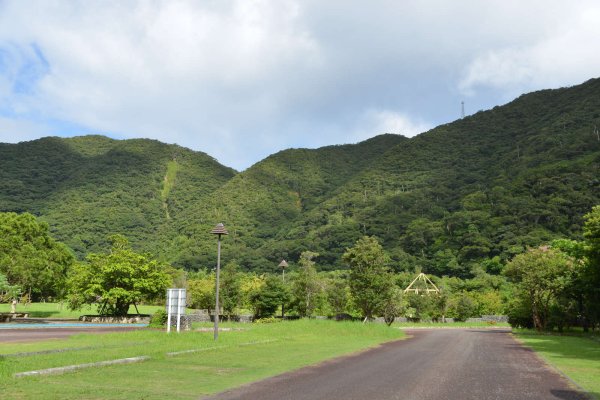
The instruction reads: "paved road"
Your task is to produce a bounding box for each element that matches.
[205,329,589,400]
[0,326,143,343]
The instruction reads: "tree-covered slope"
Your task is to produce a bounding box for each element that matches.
[168,134,407,269]
[184,78,600,273]
[0,135,236,257]
[270,78,600,273]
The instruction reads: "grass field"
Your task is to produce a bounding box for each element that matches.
[514,330,600,399]
[0,320,404,399]
[0,303,164,318]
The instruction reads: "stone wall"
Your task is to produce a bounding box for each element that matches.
[79,315,150,323]
[466,315,508,323]
[339,315,507,324]
[170,311,508,329]
[178,311,254,330]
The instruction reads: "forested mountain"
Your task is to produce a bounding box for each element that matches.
[170,134,407,269]
[170,78,600,273]
[0,135,236,256]
[1,78,599,276]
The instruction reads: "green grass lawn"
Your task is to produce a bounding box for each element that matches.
[0,320,404,399]
[514,330,600,399]
[0,302,164,318]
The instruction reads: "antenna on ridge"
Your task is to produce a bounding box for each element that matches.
[461,101,465,119]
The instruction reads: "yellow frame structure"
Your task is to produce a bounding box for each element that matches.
[403,272,440,294]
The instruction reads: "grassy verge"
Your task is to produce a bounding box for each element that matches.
[514,330,600,399]
[0,303,165,319]
[0,320,403,399]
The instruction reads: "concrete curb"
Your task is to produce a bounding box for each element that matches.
[14,356,149,377]
[14,338,281,377]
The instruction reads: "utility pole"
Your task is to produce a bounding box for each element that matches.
[211,223,228,340]
[461,101,465,119]
[279,259,288,318]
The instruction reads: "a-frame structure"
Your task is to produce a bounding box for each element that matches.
[404,272,440,294]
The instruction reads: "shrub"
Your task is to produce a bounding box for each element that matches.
[254,317,280,324]
[148,309,168,328]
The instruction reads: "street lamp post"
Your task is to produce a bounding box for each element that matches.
[278,259,288,318]
[279,259,288,282]
[211,223,228,340]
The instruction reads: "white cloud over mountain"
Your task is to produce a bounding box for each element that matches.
[0,0,598,169]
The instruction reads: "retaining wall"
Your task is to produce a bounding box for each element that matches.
[79,315,150,323]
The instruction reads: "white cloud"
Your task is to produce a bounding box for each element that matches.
[352,109,432,142]
[460,2,600,97]
[0,116,51,142]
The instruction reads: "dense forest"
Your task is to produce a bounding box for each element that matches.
[1,78,599,277]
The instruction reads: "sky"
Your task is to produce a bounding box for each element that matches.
[1,1,599,171]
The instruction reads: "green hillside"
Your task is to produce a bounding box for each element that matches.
[181,78,600,273]
[0,135,236,257]
[306,79,600,274]
[169,134,407,269]
[1,78,599,275]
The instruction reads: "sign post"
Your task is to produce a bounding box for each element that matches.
[166,288,186,333]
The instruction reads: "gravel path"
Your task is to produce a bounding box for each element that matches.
[204,328,589,400]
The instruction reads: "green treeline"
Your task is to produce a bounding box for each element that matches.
[2,207,599,333]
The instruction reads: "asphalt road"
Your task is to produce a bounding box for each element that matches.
[205,328,589,400]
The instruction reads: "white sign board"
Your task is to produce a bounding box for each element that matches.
[166,288,186,333]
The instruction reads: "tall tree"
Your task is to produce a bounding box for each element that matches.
[220,262,242,318]
[504,247,575,331]
[249,275,290,319]
[0,212,73,300]
[67,234,172,316]
[325,273,350,315]
[291,251,322,317]
[582,205,600,328]
[188,272,215,312]
[343,236,394,319]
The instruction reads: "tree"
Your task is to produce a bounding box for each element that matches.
[382,287,403,326]
[0,212,73,301]
[325,274,350,315]
[188,273,215,312]
[249,275,290,319]
[67,235,172,316]
[504,247,575,331]
[449,292,477,322]
[582,205,600,327]
[404,291,445,321]
[343,236,394,319]
[0,272,20,312]
[238,273,266,312]
[220,262,242,318]
[291,251,323,317]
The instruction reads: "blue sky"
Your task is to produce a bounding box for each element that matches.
[1,1,599,170]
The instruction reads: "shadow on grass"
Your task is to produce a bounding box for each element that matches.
[27,311,60,318]
[515,331,600,364]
